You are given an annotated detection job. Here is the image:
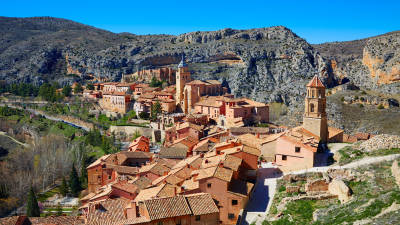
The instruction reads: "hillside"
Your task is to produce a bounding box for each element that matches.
[0,17,399,134]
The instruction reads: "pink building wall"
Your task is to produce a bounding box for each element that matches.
[275,137,315,172]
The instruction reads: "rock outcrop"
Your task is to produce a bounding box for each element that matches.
[328,179,352,203]
[314,31,400,95]
[358,134,400,152]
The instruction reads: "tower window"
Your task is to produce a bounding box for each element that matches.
[282,155,287,160]
[295,147,300,153]
[310,103,315,112]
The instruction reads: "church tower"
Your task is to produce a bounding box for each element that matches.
[175,54,191,111]
[303,75,328,142]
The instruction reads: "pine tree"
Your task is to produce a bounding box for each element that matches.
[60,177,68,197]
[26,186,40,217]
[80,152,88,189]
[151,101,162,120]
[69,164,81,197]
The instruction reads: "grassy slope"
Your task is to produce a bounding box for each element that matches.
[266,161,400,224]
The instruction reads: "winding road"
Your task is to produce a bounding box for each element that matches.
[0,103,91,131]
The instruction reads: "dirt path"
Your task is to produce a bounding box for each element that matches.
[0,131,29,147]
[288,154,400,175]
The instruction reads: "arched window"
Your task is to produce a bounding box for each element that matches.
[310,103,315,112]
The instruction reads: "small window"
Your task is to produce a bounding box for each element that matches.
[108,175,112,180]
[228,213,235,220]
[295,147,301,153]
[207,183,212,188]
[282,155,287,161]
[232,200,238,205]
[195,215,201,221]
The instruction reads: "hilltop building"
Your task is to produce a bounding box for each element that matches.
[175,55,225,113]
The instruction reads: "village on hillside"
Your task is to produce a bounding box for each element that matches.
[0,55,387,225]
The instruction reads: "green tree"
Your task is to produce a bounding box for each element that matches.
[86,83,94,90]
[85,129,102,146]
[26,186,40,217]
[151,101,162,120]
[149,76,163,87]
[39,83,57,102]
[69,164,81,197]
[56,203,63,216]
[74,83,83,94]
[60,177,68,197]
[139,111,150,120]
[62,85,72,97]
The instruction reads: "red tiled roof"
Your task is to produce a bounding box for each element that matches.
[307,75,325,88]
[143,195,192,220]
[185,193,219,215]
[112,181,138,195]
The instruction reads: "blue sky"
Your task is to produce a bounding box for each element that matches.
[1,0,399,43]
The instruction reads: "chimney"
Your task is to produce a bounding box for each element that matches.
[200,153,204,158]
[256,133,260,138]
[174,187,177,196]
[181,186,185,193]
[163,171,168,176]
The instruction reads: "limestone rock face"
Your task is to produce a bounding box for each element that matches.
[314,31,400,95]
[0,17,332,108]
[328,179,352,203]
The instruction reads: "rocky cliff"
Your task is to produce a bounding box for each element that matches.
[313,31,400,95]
[1,17,399,132]
[0,16,332,106]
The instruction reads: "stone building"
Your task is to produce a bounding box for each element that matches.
[131,67,176,84]
[175,55,224,113]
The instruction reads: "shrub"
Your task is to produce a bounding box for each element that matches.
[377,104,384,109]
[341,97,345,102]
[359,104,364,108]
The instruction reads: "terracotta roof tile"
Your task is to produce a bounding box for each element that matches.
[223,155,242,171]
[185,193,219,215]
[87,154,111,169]
[307,75,325,88]
[86,199,128,225]
[112,181,138,195]
[130,176,152,190]
[106,164,139,175]
[29,216,84,225]
[143,195,191,220]
[159,146,187,159]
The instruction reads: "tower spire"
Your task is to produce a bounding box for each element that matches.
[178,53,187,68]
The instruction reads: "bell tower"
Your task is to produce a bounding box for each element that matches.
[303,75,328,142]
[176,54,191,110]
